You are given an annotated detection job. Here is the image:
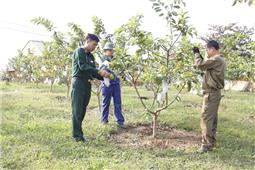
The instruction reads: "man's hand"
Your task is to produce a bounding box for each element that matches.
[109,73,116,80]
[98,70,110,78]
[192,47,200,54]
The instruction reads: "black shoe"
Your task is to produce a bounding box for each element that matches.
[197,146,213,153]
[102,121,108,125]
[75,137,86,143]
[117,124,127,129]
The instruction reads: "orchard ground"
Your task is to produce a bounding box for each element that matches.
[0,82,255,169]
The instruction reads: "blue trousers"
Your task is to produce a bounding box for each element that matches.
[101,83,124,125]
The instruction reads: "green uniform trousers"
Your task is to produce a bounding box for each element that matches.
[71,77,91,139]
[201,90,222,149]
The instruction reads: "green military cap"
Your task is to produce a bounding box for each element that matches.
[86,33,100,42]
[103,42,114,50]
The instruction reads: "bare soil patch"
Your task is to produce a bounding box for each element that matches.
[109,123,201,150]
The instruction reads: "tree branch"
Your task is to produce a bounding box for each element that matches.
[155,83,185,115]
[149,85,160,110]
[134,69,143,84]
[169,32,182,51]
[132,81,154,114]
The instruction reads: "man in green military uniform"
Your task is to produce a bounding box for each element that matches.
[193,40,226,152]
[71,33,111,143]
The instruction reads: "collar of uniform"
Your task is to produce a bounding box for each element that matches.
[211,54,221,59]
[85,51,91,55]
[82,47,91,55]
[104,56,112,62]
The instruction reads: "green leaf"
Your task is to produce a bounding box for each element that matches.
[172,12,178,16]
[155,8,162,12]
[171,18,176,24]
[176,96,182,102]
[248,0,254,5]
[232,0,238,6]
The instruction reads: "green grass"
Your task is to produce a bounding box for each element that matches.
[1,82,255,169]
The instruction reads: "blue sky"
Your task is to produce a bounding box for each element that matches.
[0,0,254,70]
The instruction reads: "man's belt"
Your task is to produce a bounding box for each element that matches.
[203,88,221,93]
[72,76,91,82]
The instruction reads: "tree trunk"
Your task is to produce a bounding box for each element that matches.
[96,84,102,114]
[5,79,10,85]
[152,114,158,138]
[50,82,53,92]
[66,84,70,98]
[97,93,101,114]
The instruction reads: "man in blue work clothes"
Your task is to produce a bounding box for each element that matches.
[100,42,125,128]
[71,34,112,143]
